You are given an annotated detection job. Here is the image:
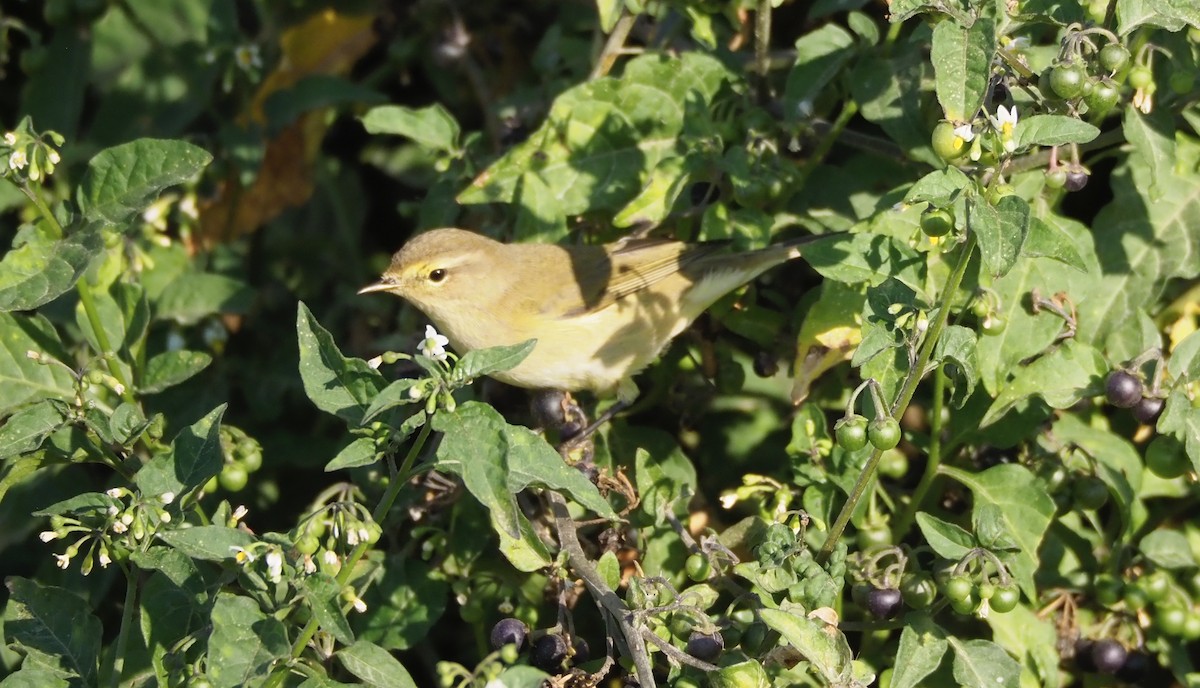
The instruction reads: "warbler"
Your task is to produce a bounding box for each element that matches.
[359,228,833,402]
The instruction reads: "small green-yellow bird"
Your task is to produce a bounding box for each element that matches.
[359,228,831,403]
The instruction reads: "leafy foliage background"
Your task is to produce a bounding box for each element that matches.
[1,0,1199,687]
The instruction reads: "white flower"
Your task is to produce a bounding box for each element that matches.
[9,149,27,170]
[54,553,71,569]
[121,513,134,526]
[3,132,16,146]
[107,489,124,500]
[351,595,367,613]
[990,106,1019,152]
[98,549,112,568]
[419,325,450,361]
[231,505,249,522]
[179,194,198,219]
[303,555,317,574]
[322,550,339,566]
[161,492,175,505]
[48,150,60,165]
[159,510,172,523]
[953,124,975,143]
[112,521,128,534]
[266,550,283,582]
[356,527,371,544]
[346,528,359,546]
[367,355,384,369]
[234,44,262,70]
[39,531,58,542]
[107,505,119,516]
[231,546,256,564]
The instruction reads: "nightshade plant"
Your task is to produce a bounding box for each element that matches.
[1,1,1199,687]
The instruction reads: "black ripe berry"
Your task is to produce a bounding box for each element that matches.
[686,631,725,662]
[1091,639,1128,674]
[1115,650,1151,683]
[531,634,568,672]
[489,618,528,652]
[571,636,591,664]
[1105,370,1143,408]
[1064,168,1089,192]
[1132,396,1164,424]
[866,587,904,619]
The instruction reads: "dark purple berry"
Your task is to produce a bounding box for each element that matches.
[531,634,568,672]
[1091,639,1128,674]
[1074,639,1096,672]
[1106,370,1143,408]
[1132,396,1164,424]
[489,618,528,652]
[1115,650,1150,683]
[1064,168,1089,192]
[753,351,779,378]
[530,391,568,431]
[866,587,904,619]
[685,631,724,662]
[571,636,590,664]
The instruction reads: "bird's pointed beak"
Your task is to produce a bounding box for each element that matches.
[357,280,395,295]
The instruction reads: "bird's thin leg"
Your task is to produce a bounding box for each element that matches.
[559,399,629,455]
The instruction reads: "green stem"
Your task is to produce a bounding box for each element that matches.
[819,229,979,562]
[76,281,135,403]
[105,566,139,688]
[754,0,772,99]
[590,10,635,80]
[21,181,64,238]
[266,419,433,686]
[892,364,946,538]
[797,100,859,188]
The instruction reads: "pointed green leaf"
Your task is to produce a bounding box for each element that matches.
[207,593,289,688]
[931,19,995,122]
[0,400,66,459]
[948,637,1020,688]
[890,614,949,688]
[972,195,1029,278]
[2,578,101,686]
[135,404,226,500]
[0,227,103,312]
[0,312,75,415]
[157,525,256,561]
[361,104,460,153]
[337,640,418,688]
[297,302,387,425]
[1013,115,1100,148]
[77,139,212,225]
[301,573,355,645]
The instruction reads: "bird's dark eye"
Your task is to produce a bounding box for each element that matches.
[429,269,447,283]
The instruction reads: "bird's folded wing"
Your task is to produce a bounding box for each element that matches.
[560,239,731,317]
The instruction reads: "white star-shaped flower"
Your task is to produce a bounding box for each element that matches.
[419,325,450,361]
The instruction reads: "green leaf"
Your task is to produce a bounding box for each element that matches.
[0,227,103,313]
[325,436,379,471]
[513,171,570,244]
[135,404,226,501]
[1122,106,1176,202]
[431,402,518,538]
[357,557,448,651]
[983,341,1107,426]
[759,607,853,686]
[987,603,1061,688]
[783,24,857,117]
[132,548,209,659]
[0,400,66,459]
[803,232,925,293]
[206,593,289,688]
[2,577,101,686]
[1116,0,1200,34]
[976,213,1097,393]
[1013,115,1100,148]
[1140,529,1198,569]
[297,302,387,426]
[141,350,213,394]
[494,509,554,571]
[76,139,212,225]
[156,273,253,325]
[109,402,151,445]
[890,614,948,688]
[0,312,75,415]
[905,167,971,206]
[0,665,71,688]
[361,104,461,153]
[916,512,975,559]
[157,525,256,561]
[972,195,1029,278]
[457,52,733,214]
[931,18,996,122]
[491,667,552,688]
[933,325,978,406]
[1158,387,1200,471]
[612,155,692,229]
[504,418,616,520]
[1022,217,1087,271]
[949,637,1021,688]
[1077,136,1200,345]
[454,340,537,383]
[1052,414,1140,536]
[939,464,1055,599]
[851,48,938,166]
[887,0,972,23]
[33,492,118,518]
[361,379,422,424]
[263,75,385,131]
[301,573,355,645]
[337,640,418,688]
